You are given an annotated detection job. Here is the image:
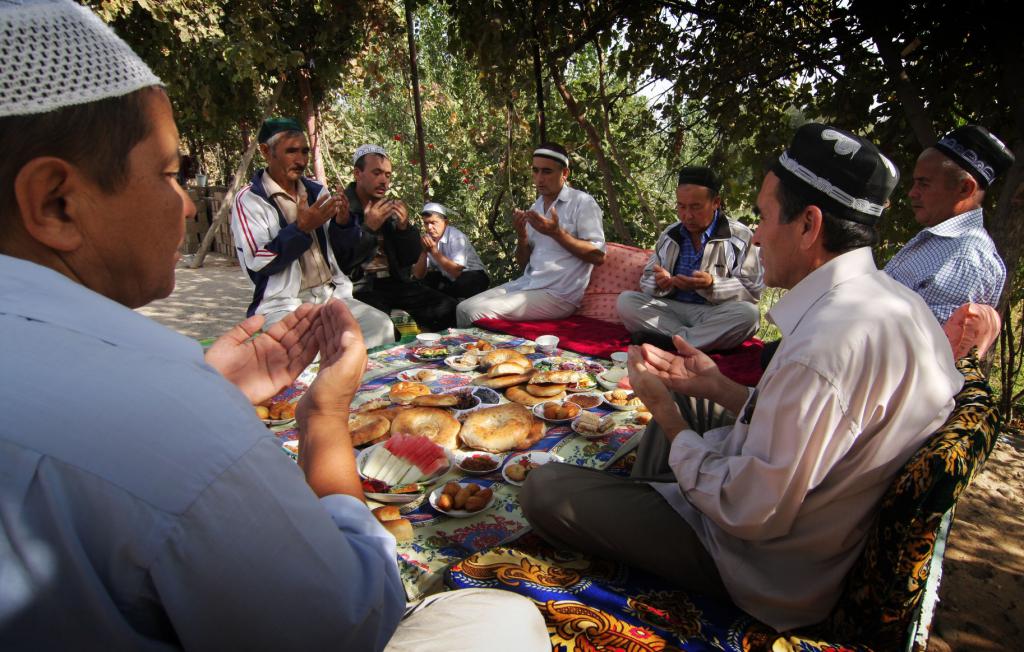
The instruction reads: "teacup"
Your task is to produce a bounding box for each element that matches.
[536,335,559,354]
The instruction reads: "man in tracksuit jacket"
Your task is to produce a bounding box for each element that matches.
[230,119,395,347]
[618,166,764,351]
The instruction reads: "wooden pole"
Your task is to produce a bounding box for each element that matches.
[405,0,430,202]
[190,77,287,269]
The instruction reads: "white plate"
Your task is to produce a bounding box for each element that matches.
[357,442,452,504]
[444,355,479,372]
[429,482,496,517]
[602,391,644,411]
[565,374,599,393]
[570,415,617,439]
[596,368,628,390]
[396,368,440,383]
[454,450,504,475]
[281,439,300,458]
[459,341,497,354]
[531,401,582,424]
[501,451,562,486]
[535,356,606,375]
[409,346,450,362]
[262,417,295,426]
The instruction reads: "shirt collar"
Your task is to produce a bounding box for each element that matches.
[768,247,877,337]
[924,207,984,238]
[0,255,203,361]
[262,172,303,202]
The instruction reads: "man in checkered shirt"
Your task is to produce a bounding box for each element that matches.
[884,125,1014,323]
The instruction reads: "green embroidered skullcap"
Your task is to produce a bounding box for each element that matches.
[257,117,304,144]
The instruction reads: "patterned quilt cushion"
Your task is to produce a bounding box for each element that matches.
[448,352,998,651]
[576,242,651,324]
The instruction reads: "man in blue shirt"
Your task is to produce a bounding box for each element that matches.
[884,125,1015,323]
[618,166,764,351]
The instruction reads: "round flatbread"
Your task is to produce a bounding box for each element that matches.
[349,413,390,446]
[390,407,461,449]
[506,384,565,406]
[412,393,459,408]
[488,362,528,377]
[459,403,534,452]
[481,349,532,369]
[389,381,431,405]
[525,382,567,398]
[472,370,535,389]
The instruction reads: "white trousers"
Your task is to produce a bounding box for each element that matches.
[455,283,575,328]
[262,290,396,349]
[384,588,549,652]
[616,290,758,351]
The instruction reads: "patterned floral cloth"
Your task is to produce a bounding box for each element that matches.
[447,352,999,651]
[268,328,645,598]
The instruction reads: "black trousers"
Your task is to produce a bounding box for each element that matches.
[421,270,490,300]
[354,278,459,332]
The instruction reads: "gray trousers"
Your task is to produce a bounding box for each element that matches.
[617,290,758,351]
[520,395,736,598]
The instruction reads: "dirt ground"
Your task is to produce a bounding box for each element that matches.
[138,254,1023,650]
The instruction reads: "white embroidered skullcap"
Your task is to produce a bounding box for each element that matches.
[353,144,388,164]
[0,0,163,118]
[421,202,448,217]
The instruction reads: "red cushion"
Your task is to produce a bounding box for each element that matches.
[576,243,652,324]
[474,317,765,386]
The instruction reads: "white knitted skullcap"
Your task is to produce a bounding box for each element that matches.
[0,0,163,118]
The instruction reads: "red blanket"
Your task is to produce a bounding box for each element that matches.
[474,316,765,387]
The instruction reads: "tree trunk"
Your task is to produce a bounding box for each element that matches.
[191,77,287,269]
[298,68,326,183]
[862,26,936,146]
[547,57,633,245]
[532,41,547,143]
[405,0,430,202]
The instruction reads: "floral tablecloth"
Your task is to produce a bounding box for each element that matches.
[269,327,644,599]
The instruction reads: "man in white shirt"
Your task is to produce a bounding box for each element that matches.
[230,119,395,347]
[521,124,963,631]
[455,142,606,326]
[413,202,490,299]
[0,2,547,649]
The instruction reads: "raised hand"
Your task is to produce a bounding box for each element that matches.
[672,271,714,290]
[204,304,322,404]
[627,345,689,437]
[421,233,438,254]
[652,264,674,290]
[640,335,722,399]
[296,193,339,232]
[390,200,410,229]
[512,209,529,239]
[332,189,351,226]
[297,300,368,421]
[363,198,394,231]
[526,205,560,236]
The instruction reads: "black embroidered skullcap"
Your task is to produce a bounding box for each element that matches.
[772,123,900,225]
[677,166,721,194]
[257,117,303,144]
[933,125,1015,189]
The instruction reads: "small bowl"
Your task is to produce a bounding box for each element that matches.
[455,451,503,475]
[470,386,501,405]
[536,335,559,354]
[533,400,581,423]
[416,332,442,346]
[610,351,628,368]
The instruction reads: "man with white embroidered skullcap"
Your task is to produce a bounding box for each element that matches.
[229,117,395,346]
[521,123,962,632]
[455,141,605,326]
[0,2,548,650]
[884,125,1015,323]
[412,201,490,299]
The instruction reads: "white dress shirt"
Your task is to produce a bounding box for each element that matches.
[426,224,486,280]
[0,255,404,650]
[651,248,963,631]
[504,184,605,306]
